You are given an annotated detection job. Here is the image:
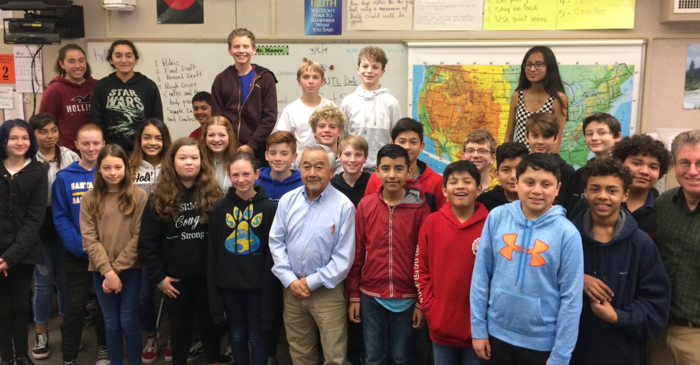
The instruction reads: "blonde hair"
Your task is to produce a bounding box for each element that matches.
[309,104,346,131]
[339,134,368,158]
[297,60,325,79]
[76,123,103,140]
[671,129,700,162]
[358,46,388,70]
[227,28,256,49]
[463,129,497,153]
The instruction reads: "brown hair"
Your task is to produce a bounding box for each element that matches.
[463,129,497,153]
[339,134,368,158]
[266,131,297,153]
[358,46,388,70]
[201,116,239,181]
[309,104,346,131]
[129,118,172,179]
[55,44,92,79]
[297,60,325,79]
[671,129,700,162]
[525,112,559,139]
[227,28,256,49]
[87,144,138,219]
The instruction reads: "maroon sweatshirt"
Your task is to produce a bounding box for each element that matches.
[39,76,97,151]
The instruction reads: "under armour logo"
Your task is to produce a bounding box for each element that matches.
[499,233,549,267]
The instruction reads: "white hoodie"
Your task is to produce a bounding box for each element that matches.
[340,86,402,170]
[133,160,161,197]
[37,146,80,206]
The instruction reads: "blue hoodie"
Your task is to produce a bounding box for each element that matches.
[470,201,584,365]
[52,161,95,260]
[255,167,303,206]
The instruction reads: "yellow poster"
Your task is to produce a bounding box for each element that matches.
[484,0,556,30]
[557,0,635,29]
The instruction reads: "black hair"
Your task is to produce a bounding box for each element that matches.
[582,113,622,138]
[516,153,561,183]
[228,150,261,171]
[192,91,212,105]
[496,142,529,167]
[582,157,633,192]
[517,46,566,113]
[0,119,39,160]
[612,134,672,179]
[376,144,410,169]
[54,43,92,79]
[391,118,424,143]
[107,40,139,69]
[442,160,481,188]
[28,113,62,167]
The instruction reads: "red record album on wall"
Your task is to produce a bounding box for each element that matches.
[157,0,203,24]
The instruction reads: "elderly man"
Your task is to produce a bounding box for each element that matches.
[647,129,700,365]
[269,144,356,365]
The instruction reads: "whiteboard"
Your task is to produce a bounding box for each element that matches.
[87,42,408,140]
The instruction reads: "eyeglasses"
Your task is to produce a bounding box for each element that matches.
[676,159,700,170]
[464,148,493,156]
[523,62,546,70]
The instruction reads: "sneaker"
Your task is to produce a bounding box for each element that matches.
[141,333,161,364]
[186,341,204,363]
[31,333,50,359]
[218,346,233,365]
[164,341,172,362]
[63,361,77,365]
[96,345,110,365]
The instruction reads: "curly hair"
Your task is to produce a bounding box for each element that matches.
[150,138,222,223]
[582,158,633,192]
[227,28,256,49]
[87,144,138,219]
[612,134,672,179]
[358,46,388,69]
[309,104,346,131]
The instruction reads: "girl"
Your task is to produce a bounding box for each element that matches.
[505,46,568,152]
[208,152,276,365]
[201,116,239,192]
[27,113,80,360]
[39,44,97,152]
[139,138,223,365]
[0,119,48,365]
[91,39,163,152]
[129,118,172,363]
[81,145,147,365]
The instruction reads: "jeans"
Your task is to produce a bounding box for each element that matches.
[222,289,265,365]
[360,293,414,365]
[33,239,67,324]
[93,268,142,365]
[433,342,483,365]
[138,266,158,335]
[0,263,34,361]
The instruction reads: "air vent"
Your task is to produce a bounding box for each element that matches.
[675,0,700,13]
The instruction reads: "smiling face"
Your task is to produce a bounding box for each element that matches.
[462,142,495,173]
[59,49,87,83]
[443,170,481,209]
[585,121,621,157]
[496,157,523,198]
[228,36,256,66]
[108,44,137,75]
[75,130,105,164]
[300,149,333,198]
[357,57,386,90]
[265,142,296,174]
[674,143,700,196]
[339,146,367,176]
[517,167,560,219]
[192,101,211,126]
[394,131,424,165]
[313,118,342,147]
[623,154,660,193]
[206,125,230,156]
[297,68,324,96]
[524,51,546,84]
[141,124,163,158]
[6,126,30,159]
[35,122,59,152]
[525,128,556,154]
[174,145,201,183]
[376,156,409,195]
[229,159,260,195]
[99,155,126,188]
[585,175,628,222]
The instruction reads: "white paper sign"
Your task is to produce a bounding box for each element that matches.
[3,92,24,120]
[13,46,43,94]
[0,87,13,109]
[0,11,13,30]
[414,0,483,30]
[348,0,414,31]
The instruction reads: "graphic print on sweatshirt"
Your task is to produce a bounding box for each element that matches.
[106,89,145,137]
[174,201,205,240]
[67,92,93,114]
[71,181,94,204]
[499,233,549,267]
[225,204,262,255]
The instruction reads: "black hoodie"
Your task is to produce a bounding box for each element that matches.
[476,185,512,211]
[91,72,163,151]
[571,209,671,365]
[568,188,659,237]
[552,153,575,207]
[330,172,370,208]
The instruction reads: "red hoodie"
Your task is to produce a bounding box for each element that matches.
[414,202,488,348]
[364,159,446,210]
[39,76,97,151]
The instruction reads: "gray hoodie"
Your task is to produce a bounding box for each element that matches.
[133,160,161,197]
[36,146,80,206]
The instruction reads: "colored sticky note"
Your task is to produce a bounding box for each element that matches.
[0,54,15,84]
[484,0,556,30]
[556,0,635,29]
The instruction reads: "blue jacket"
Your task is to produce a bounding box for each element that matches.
[470,201,584,365]
[255,167,303,206]
[52,161,95,260]
[571,209,671,365]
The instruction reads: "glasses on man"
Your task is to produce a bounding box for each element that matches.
[464,148,493,156]
[523,62,546,70]
[676,159,700,170]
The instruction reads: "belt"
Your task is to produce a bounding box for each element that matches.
[670,318,700,328]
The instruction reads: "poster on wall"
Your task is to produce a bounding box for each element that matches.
[157,0,204,24]
[684,44,700,109]
[305,0,342,35]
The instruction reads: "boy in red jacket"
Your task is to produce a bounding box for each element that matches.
[415,160,488,365]
[347,144,431,365]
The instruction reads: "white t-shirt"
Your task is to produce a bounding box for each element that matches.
[275,97,334,154]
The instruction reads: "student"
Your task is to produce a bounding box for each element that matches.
[341,46,401,171]
[91,40,163,152]
[139,138,223,365]
[275,60,334,155]
[201,116,239,192]
[525,112,574,206]
[462,129,498,192]
[256,131,303,206]
[296,104,345,174]
[347,144,431,365]
[27,114,80,360]
[81,144,148,365]
[364,118,444,211]
[211,28,278,166]
[190,92,212,141]
[0,119,48,365]
[208,152,277,365]
[52,123,110,365]
[564,113,622,213]
[470,153,584,365]
[331,134,371,208]
[415,160,488,365]
[505,46,568,152]
[39,44,97,152]
[477,142,529,211]
[570,158,671,365]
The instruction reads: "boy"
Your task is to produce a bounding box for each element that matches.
[189,91,212,141]
[525,112,575,206]
[256,131,304,206]
[341,46,401,171]
[477,142,529,211]
[331,134,371,208]
[347,144,431,365]
[295,104,345,174]
[470,153,584,365]
[53,123,110,365]
[462,129,499,192]
[571,158,670,365]
[275,60,334,156]
[415,160,489,364]
[211,28,278,165]
[364,118,445,211]
[564,113,622,213]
